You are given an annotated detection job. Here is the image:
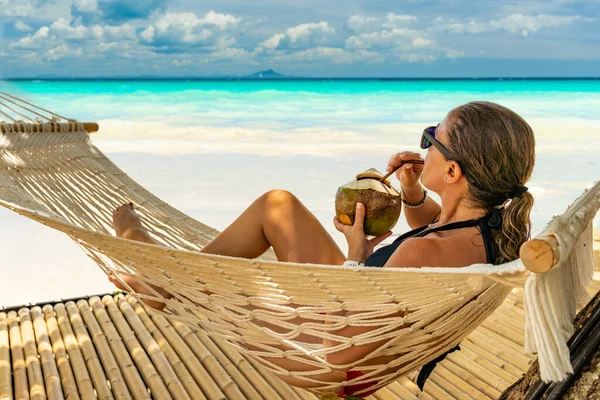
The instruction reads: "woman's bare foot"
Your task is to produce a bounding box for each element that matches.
[110,202,172,310]
[112,203,155,243]
[108,272,170,310]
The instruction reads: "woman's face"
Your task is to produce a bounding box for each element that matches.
[421,116,452,192]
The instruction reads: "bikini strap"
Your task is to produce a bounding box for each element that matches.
[366,213,499,267]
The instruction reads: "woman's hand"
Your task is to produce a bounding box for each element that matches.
[387,151,424,189]
[333,203,392,263]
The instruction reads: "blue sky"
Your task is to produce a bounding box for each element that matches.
[0,0,599,77]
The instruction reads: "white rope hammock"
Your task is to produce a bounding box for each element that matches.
[0,94,598,398]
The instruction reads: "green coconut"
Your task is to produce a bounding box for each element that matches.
[335,168,402,236]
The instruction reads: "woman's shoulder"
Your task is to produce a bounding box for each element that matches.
[384,229,486,268]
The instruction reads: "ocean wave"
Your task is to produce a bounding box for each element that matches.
[92,117,600,156]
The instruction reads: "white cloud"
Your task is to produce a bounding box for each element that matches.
[446,50,464,59]
[141,11,241,48]
[348,13,417,33]
[0,0,39,17]
[440,14,589,36]
[14,21,33,32]
[346,28,424,50]
[286,22,334,43]
[12,26,49,48]
[272,47,384,64]
[257,21,334,52]
[172,59,192,67]
[399,53,436,63]
[140,26,155,42]
[103,24,137,40]
[12,18,137,49]
[259,33,285,51]
[412,37,434,48]
[72,0,98,14]
[46,44,83,61]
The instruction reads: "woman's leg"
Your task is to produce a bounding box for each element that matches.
[113,189,345,262]
[110,190,346,305]
[201,189,345,264]
[110,190,349,388]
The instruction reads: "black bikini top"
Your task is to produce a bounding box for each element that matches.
[365,208,503,267]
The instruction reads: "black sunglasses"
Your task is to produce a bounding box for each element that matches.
[420,125,454,160]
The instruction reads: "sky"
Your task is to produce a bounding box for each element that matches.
[0,0,599,77]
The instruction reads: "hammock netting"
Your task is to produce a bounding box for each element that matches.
[0,93,598,397]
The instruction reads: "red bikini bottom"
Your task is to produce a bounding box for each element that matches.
[338,370,379,398]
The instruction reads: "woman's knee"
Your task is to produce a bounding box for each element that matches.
[262,189,300,209]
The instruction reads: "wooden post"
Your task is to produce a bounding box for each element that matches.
[0,122,99,133]
[519,235,559,273]
[520,180,600,274]
[82,122,99,133]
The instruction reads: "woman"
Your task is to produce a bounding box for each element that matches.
[110,101,535,397]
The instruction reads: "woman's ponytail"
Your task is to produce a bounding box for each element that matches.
[496,191,534,264]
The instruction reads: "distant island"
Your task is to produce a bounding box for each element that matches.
[242,69,289,79]
[20,69,292,80]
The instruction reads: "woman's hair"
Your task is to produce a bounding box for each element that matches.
[446,101,535,264]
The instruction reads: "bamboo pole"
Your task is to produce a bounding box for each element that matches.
[87,297,150,400]
[464,335,533,371]
[370,386,400,399]
[436,360,501,398]
[64,302,114,400]
[457,346,516,384]
[186,325,263,400]
[243,354,305,400]
[8,311,29,400]
[0,122,98,134]
[125,298,211,399]
[459,342,524,378]
[381,381,419,400]
[203,330,284,400]
[396,374,437,400]
[415,377,454,400]
[431,363,491,399]
[113,296,190,400]
[142,309,225,399]
[17,309,46,400]
[480,318,525,347]
[426,371,472,400]
[53,303,96,400]
[41,305,80,400]
[0,313,13,400]
[447,351,509,391]
[290,385,319,400]
[30,307,63,400]
[165,318,248,400]
[101,296,172,399]
[75,300,132,400]
[476,325,527,354]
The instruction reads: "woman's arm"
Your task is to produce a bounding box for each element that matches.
[386,152,441,229]
[401,184,441,228]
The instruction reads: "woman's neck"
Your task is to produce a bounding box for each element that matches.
[436,192,487,226]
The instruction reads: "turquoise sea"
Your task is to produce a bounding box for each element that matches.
[0,79,599,304]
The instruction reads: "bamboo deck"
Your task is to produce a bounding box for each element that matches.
[1,276,599,400]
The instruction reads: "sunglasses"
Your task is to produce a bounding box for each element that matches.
[420,125,454,160]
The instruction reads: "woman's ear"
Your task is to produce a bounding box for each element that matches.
[445,161,462,183]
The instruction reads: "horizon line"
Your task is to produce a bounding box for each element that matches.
[3,76,600,81]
